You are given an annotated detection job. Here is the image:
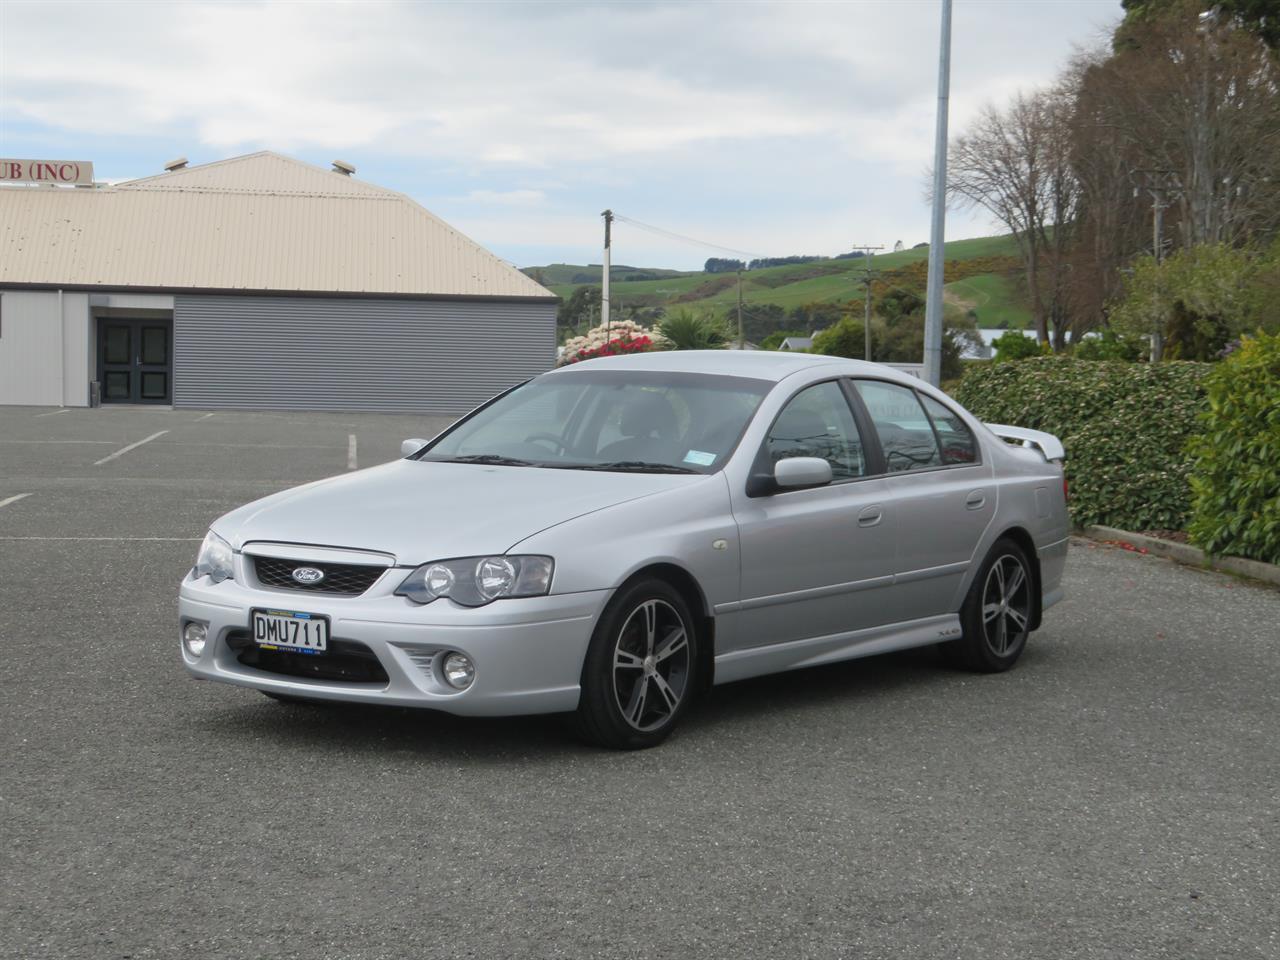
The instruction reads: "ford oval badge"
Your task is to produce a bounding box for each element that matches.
[291,566,325,584]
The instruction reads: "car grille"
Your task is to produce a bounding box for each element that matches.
[226,630,390,684]
[252,556,385,596]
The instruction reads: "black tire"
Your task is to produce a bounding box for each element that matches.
[575,577,699,750]
[943,537,1034,673]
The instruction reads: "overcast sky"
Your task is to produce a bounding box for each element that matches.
[0,0,1123,270]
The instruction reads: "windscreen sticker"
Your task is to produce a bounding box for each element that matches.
[683,450,717,466]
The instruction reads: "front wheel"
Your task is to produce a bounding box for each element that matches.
[575,578,698,749]
[944,538,1034,672]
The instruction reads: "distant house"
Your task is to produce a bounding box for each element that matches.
[778,336,813,351]
[964,328,1039,360]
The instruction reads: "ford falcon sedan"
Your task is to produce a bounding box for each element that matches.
[180,351,1068,749]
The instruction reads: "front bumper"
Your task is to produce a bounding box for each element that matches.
[178,567,608,716]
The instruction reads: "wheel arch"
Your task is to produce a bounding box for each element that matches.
[616,562,716,693]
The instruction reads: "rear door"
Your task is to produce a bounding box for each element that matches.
[851,380,995,619]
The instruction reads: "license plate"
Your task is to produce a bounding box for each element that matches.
[251,608,329,655]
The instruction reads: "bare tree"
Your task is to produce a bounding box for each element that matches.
[947,89,1080,349]
[1063,48,1149,336]
[1097,11,1280,249]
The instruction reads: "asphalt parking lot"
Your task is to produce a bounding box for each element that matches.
[2,405,1277,960]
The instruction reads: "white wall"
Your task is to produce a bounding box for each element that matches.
[0,290,92,407]
[0,290,177,407]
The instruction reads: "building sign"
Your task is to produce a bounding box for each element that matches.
[1,159,95,185]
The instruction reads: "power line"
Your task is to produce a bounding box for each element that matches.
[611,213,763,260]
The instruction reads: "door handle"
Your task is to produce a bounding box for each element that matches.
[965,490,987,510]
[857,506,883,527]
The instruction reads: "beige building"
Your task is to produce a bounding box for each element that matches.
[0,152,556,412]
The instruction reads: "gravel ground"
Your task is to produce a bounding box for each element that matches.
[1,405,1277,960]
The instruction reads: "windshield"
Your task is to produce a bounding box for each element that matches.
[420,370,771,474]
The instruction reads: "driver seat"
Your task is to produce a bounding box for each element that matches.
[597,393,679,463]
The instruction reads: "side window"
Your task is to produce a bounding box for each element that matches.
[766,382,866,480]
[853,380,942,473]
[920,394,978,465]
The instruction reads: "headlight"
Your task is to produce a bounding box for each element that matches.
[194,530,235,583]
[395,555,553,606]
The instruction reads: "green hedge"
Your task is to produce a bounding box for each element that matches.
[952,357,1211,530]
[1187,333,1280,564]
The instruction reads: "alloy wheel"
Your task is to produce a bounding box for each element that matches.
[611,598,691,732]
[981,553,1031,657]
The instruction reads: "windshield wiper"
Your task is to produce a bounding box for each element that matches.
[437,454,536,466]
[555,460,701,474]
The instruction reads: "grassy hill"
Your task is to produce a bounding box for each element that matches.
[525,234,1032,330]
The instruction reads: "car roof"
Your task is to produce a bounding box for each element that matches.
[550,350,920,385]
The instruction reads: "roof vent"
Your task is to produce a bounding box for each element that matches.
[332,159,356,176]
[163,156,188,172]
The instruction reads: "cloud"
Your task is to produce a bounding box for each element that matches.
[0,0,1123,267]
[461,189,547,206]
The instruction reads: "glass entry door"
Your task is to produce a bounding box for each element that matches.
[97,318,172,404]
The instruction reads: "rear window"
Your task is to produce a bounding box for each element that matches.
[919,394,978,465]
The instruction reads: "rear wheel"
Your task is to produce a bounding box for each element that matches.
[575,578,697,750]
[945,538,1034,672]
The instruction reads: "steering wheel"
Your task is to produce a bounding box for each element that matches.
[524,432,568,455]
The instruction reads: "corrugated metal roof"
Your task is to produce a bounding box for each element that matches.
[0,152,555,300]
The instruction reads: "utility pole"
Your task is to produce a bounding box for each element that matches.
[850,245,885,361]
[736,267,745,349]
[601,209,613,337]
[1130,169,1181,362]
[923,0,953,386]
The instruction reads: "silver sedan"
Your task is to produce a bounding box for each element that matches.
[179,352,1069,748]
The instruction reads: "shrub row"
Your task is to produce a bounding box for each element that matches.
[952,357,1211,531]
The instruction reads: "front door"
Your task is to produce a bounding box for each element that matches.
[97,318,172,404]
[727,380,899,651]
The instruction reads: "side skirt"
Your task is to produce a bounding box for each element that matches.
[712,613,961,686]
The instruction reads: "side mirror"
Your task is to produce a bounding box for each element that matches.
[774,456,833,489]
[401,438,427,458]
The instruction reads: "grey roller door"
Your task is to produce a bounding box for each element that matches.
[173,295,556,413]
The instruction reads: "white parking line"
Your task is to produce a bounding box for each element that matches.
[0,493,33,509]
[347,434,358,470]
[93,430,169,466]
[194,412,215,421]
[35,408,69,417]
[2,440,115,445]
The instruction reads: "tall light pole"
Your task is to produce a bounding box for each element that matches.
[922,0,953,386]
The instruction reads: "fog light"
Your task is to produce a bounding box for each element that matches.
[441,652,475,690]
[183,621,208,657]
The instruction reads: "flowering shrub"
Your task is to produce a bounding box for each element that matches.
[559,319,664,366]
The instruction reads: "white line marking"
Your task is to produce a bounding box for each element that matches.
[194,412,215,421]
[93,430,169,466]
[2,440,116,445]
[347,434,358,471]
[35,408,69,417]
[0,536,201,541]
[0,493,33,509]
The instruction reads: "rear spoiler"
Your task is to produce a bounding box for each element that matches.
[985,423,1065,463]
